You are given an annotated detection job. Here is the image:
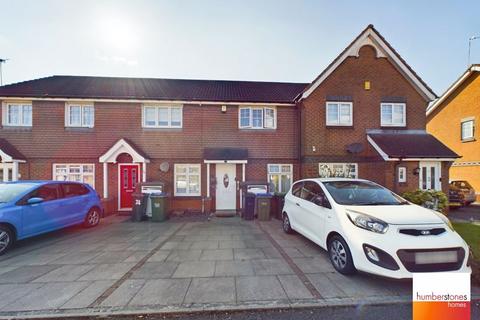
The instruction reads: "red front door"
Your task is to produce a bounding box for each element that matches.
[119,164,140,210]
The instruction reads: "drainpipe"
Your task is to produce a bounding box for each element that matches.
[297,101,303,179]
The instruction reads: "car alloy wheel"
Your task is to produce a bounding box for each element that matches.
[0,227,12,255]
[283,213,293,234]
[84,208,100,228]
[328,235,356,275]
[330,239,347,269]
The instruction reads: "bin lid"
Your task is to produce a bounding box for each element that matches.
[150,192,167,197]
[255,193,273,197]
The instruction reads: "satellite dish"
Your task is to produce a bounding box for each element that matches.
[346,143,364,154]
[160,162,170,172]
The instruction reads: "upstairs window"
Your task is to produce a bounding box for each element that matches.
[326,102,353,126]
[143,105,183,128]
[2,103,32,127]
[381,103,406,127]
[461,118,474,141]
[66,104,94,128]
[239,107,276,129]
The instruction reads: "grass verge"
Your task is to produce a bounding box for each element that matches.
[453,222,480,285]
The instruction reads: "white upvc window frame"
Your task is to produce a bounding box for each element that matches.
[326,102,353,126]
[398,166,407,183]
[318,163,358,179]
[238,106,277,129]
[52,163,95,188]
[267,164,293,193]
[461,118,475,141]
[142,105,183,128]
[380,102,406,127]
[174,164,201,196]
[65,103,95,128]
[2,102,33,127]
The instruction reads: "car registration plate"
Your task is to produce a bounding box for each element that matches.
[414,251,458,264]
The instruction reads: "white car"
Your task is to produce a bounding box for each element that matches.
[282,178,471,279]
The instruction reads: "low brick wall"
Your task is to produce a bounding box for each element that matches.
[101,197,116,216]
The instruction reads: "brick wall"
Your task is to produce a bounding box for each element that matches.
[300,44,432,192]
[427,72,480,197]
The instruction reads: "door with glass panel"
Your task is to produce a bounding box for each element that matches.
[119,164,141,210]
[419,162,441,191]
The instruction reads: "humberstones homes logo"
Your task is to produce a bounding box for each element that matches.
[413,273,471,320]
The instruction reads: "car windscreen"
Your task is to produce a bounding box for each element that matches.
[323,181,407,206]
[0,183,37,203]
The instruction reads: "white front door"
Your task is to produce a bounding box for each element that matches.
[216,164,237,210]
[419,161,442,191]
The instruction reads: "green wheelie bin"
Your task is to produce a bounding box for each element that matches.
[150,192,169,222]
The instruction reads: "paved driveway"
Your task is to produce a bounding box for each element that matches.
[0,215,477,318]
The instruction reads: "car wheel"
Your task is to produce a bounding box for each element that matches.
[84,207,101,228]
[328,235,356,275]
[282,213,294,234]
[0,225,14,255]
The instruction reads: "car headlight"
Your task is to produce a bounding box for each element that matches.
[346,210,389,234]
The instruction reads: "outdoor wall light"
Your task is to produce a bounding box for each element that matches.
[413,167,420,175]
[221,105,227,113]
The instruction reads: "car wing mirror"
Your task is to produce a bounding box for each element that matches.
[27,197,44,205]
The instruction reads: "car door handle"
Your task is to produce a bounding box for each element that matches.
[295,203,300,207]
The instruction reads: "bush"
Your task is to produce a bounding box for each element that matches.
[401,189,448,213]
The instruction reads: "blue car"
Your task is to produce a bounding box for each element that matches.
[0,181,102,255]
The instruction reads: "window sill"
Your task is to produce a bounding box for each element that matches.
[326,125,353,129]
[65,127,94,132]
[380,125,407,129]
[1,126,32,131]
[461,138,476,143]
[239,128,276,131]
[143,127,183,131]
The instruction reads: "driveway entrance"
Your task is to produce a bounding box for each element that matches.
[0,215,478,318]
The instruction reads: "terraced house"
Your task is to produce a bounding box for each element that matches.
[0,25,457,214]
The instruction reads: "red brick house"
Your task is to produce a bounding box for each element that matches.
[0,25,457,214]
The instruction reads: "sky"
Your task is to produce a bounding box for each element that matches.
[0,0,479,95]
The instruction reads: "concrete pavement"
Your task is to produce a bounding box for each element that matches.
[0,215,478,318]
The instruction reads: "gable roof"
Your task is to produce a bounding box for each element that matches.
[426,64,480,116]
[0,75,308,105]
[297,24,437,102]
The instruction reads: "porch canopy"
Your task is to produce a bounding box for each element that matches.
[203,147,248,199]
[0,138,26,181]
[367,130,460,161]
[99,138,150,198]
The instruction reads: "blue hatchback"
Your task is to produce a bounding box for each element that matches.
[0,181,103,255]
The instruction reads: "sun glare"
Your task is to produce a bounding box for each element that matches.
[99,16,137,51]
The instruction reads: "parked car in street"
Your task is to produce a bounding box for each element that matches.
[0,181,102,255]
[282,178,471,279]
[450,180,476,206]
[448,184,465,209]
